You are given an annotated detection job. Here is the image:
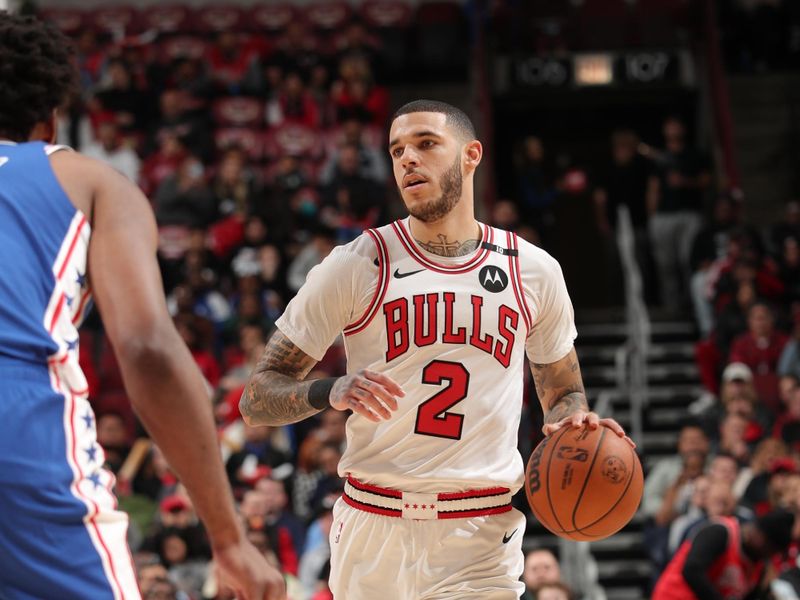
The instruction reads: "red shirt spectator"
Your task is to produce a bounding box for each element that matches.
[207,31,257,92]
[730,302,789,412]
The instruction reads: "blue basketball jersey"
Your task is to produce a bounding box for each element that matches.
[0,142,137,599]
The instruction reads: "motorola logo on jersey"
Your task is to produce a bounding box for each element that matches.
[478,266,508,293]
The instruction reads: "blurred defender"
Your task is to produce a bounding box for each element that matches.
[0,13,284,600]
[241,99,632,599]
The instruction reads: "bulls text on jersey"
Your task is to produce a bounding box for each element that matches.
[382,292,520,367]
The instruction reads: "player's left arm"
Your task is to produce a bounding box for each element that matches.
[530,348,634,447]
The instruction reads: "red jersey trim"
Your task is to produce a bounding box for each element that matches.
[342,494,403,517]
[343,229,390,336]
[391,219,493,274]
[506,231,531,334]
[512,233,533,328]
[346,475,403,499]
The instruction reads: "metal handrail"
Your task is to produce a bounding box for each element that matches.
[560,206,650,600]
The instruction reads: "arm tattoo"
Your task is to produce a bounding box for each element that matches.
[239,330,322,426]
[530,348,589,426]
[415,234,480,257]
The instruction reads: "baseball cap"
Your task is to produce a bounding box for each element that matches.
[160,494,190,514]
[722,362,753,383]
[769,457,798,475]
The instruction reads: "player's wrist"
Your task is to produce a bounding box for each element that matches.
[309,377,338,409]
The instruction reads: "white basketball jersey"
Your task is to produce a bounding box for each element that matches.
[276,217,577,495]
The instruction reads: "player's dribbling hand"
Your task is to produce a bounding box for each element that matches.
[214,539,286,600]
[330,368,405,422]
[542,410,636,448]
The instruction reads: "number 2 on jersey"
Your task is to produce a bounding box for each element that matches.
[414,360,469,440]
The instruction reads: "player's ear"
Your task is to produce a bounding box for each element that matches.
[463,140,482,172]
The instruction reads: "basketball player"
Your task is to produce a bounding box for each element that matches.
[0,13,284,600]
[240,100,631,599]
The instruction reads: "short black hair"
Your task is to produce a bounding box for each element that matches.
[391,99,476,142]
[0,11,77,141]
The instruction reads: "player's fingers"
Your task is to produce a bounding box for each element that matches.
[362,369,405,397]
[355,378,399,411]
[348,388,391,423]
[571,412,588,428]
[542,417,571,436]
[584,412,600,429]
[351,387,392,419]
[598,418,625,437]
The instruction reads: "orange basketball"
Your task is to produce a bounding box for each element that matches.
[525,425,643,541]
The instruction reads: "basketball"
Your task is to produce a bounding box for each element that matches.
[525,425,643,541]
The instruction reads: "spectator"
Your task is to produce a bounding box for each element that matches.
[522,549,562,600]
[254,477,306,569]
[514,135,557,246]
[741,457,798,516]
[689,194,742,335]
[155,155,217,228]
[774,381,800,452]
[225,424,293,491]
[772,200,800,253]
[534,581,575,600]
[207,32,257,94]
[593,129,656,303]
[266,71,321,128]
[92,58,152,132]
[287,224,338,293]
[212,147,261,220]
[148,89,213,163]
[173,314,220,388]
[734,437,789,502]
[270,21,325,81]
[652,510,795,600]
[298,494,337,600]
[320,143,385,237]
[645,116,711,313]
[730,302,790,412]
[96,411,132,474]
[140,132,187,198]
[320,115,388,186]
[717,411,752,465]
[779,236,800,303]
[82,119,141,182]
[779,302,800,379]
[642,423,709,576]
[331,55,389,127]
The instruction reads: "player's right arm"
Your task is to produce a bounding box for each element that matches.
[54,152,284,600]
[239,237,403,426]
[239,329,403,426]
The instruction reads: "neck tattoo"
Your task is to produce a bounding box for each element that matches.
[415,234,480,257]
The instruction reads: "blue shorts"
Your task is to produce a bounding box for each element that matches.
[0,362,140,599]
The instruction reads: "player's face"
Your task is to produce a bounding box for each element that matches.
[389,112,464,223]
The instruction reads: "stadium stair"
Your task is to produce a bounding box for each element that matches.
[524,309,700,600]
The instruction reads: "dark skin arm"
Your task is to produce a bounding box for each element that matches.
[50,152,284,600]
[240,330,404,427]
[532,348,633,445]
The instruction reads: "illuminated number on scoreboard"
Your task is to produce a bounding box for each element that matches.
[414,360,469,440]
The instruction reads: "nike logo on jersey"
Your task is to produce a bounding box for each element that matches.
[502,529,517,544]
[394,268,425,279]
